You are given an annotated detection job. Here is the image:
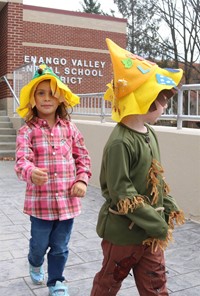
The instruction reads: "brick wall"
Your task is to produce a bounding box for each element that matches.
[23,47,112,94]
[0,4,8,99]
[7,2,23,71]
[0,3,127,101]
[0,4,8,77]
[22,6,126,94]
[0,2,23,99]
[23,21,126,50]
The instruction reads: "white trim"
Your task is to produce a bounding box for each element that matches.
[22,42,109,54]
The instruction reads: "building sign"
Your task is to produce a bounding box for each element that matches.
[24,55,106,85]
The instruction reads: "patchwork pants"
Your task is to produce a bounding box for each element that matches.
[90,240,168,296]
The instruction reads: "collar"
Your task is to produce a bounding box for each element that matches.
[26,116,68,129]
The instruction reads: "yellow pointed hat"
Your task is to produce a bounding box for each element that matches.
[17,64,80,119]
[104,38,183,122]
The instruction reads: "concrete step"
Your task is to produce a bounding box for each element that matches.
[0,116,10,122]
[0,150,15,159]
[0,111,17,159]
[0,110,6,116]
[0,128,16,135]
[0,121,13,128]
[0,135,16,142]
[0,142,16,149]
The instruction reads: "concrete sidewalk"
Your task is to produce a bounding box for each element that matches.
[1,161,200,296]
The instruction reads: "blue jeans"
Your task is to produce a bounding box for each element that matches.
[28,216,74,286]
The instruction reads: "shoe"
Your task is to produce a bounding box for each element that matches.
[29,264,45,285]
[49,281,69,296]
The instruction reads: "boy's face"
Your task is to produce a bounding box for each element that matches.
[146,96,168,124]
[34,80,59,119]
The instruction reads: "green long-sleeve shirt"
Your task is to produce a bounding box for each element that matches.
[97,123,178,245]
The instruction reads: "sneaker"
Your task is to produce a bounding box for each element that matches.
[49,281,69,296]
[29,264,45,285]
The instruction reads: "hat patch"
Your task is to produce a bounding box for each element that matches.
[121,58,152,75]
[121,58,133,69]
[137,65,151,74]
[156,74,176,86]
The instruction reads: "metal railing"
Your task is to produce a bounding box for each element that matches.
[159,84,200,129]
[2,62,200,129]
[1,76,20,107]
[13,62,35,113]
[0,62,35,114]
[73,92,111,122]
[74,84,200,128]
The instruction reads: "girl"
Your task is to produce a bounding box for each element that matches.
[15,64,91,296]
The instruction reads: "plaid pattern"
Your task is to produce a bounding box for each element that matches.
[15,117,91,220]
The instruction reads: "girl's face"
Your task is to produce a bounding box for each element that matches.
[34,80,59,120]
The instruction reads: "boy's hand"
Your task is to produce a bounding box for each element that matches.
[31,167,48,185]
[71,181,87,198]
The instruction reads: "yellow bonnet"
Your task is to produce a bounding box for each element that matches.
[17,64,80,119]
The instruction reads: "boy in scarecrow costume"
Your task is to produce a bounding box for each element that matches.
[90,39,185,296]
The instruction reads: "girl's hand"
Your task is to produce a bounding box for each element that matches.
[31,167,48,185]
[71,181,87,198]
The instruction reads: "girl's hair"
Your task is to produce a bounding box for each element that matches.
[56,103,72,120]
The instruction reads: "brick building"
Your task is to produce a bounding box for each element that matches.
[0,0,126,120]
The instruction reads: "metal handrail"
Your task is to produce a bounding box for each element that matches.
[2,68,200,129]
[1,76,20,105]
[177,85,200,129]
[75,85,200,128]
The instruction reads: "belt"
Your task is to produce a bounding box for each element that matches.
[108,206,165,230]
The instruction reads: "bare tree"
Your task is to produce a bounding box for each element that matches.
[156,0,200,84]
[114,0,162,58]
[154,0,200,126]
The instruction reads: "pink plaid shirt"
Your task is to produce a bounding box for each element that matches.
[15,116,91,221]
